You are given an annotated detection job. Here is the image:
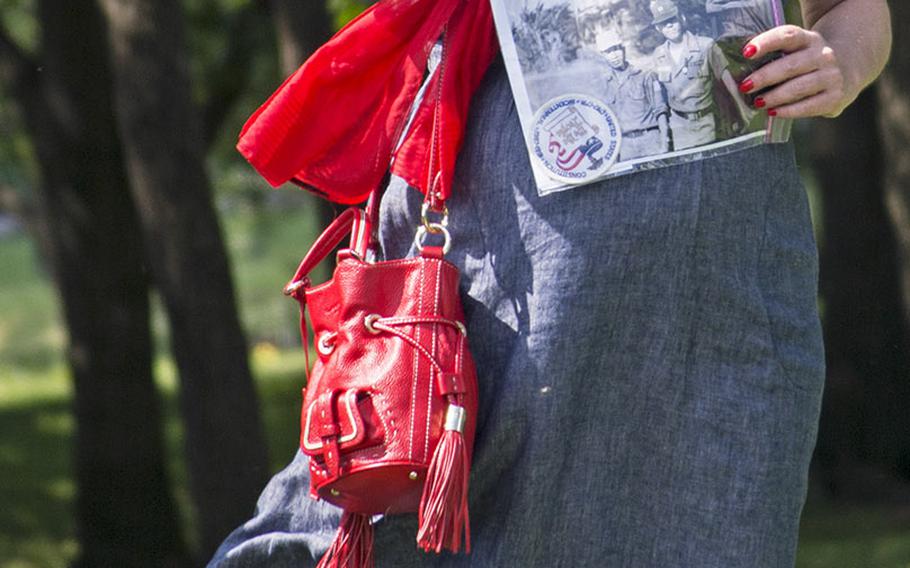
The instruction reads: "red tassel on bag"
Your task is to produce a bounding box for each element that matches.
[317,512,375,568]
[417,404,471,554]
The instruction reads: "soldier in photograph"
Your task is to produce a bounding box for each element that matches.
[649,0,756,150]
[595,29,669,160]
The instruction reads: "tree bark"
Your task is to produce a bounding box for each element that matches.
[270,0,332,76]
[878,3,910,481]
[201,1,273,149]
[811,84,910,497]
[98,0,270,558]
[1,1,189,565]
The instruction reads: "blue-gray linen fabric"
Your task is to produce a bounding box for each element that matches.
[208,61,825,568]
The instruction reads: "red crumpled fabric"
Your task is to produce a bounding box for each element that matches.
[237,0,499,205]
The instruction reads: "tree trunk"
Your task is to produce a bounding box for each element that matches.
[201,1,273,149]
[878,4,910,481]
[2,1,189,565]
[270,0,332,76]
[98,0,270,558]
[811,85,910,498]
[270,0,339,249]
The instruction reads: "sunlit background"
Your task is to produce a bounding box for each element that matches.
[1,0,909,566]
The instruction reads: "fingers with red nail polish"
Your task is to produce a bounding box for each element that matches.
[737,24,864,119]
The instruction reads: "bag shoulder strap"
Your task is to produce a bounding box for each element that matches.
[284,206,370,297]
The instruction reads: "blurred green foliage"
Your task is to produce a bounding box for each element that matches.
[0,0,37,53]
[328,0,374,29]
[0,234,61,370]
[797,503,910,568]
[0,203,316,567]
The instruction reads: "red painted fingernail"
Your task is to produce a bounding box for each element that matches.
[768,108,778,117]
[739,79,754,93]
[754,97,766,109]
[742,44,757,58]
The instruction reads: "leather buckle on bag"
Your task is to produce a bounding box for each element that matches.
[301,388,385,477]
[302,389,361,452]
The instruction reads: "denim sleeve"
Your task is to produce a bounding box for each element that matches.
[206,451,342,568]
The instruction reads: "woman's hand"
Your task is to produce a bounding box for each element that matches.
[738,25,848,119]
[737,0,891,120]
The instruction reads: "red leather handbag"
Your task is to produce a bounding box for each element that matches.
[283,195,478,567]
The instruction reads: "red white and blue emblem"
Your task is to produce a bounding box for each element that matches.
[531,94,621,184]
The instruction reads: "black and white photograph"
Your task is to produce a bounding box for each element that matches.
[491,0,792,194]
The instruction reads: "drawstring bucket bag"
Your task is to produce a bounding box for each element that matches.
[283,194,478,567]
[235,1,499,565]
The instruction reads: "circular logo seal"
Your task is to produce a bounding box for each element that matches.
[531,94,621,184]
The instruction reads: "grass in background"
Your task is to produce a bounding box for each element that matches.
[2,198,909,567]
[0,343,307,568]
[797,503,910,568]
[0,195,321,567]
[0,235,64,371]
[0,363,76,568]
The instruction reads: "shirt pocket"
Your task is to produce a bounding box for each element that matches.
[685,53,709,81]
